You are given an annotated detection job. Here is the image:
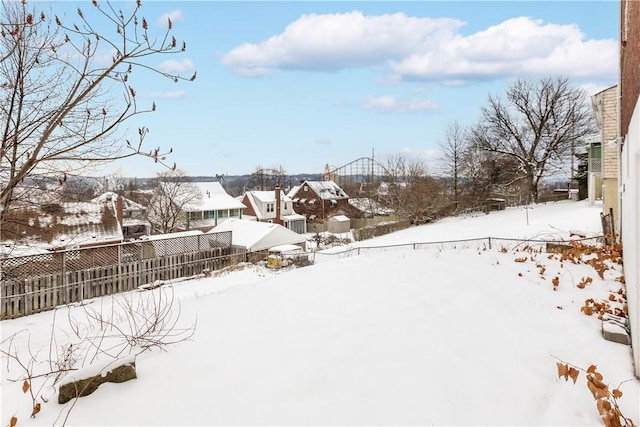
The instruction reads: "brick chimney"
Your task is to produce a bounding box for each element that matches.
[116,195,124,227]
[275,185,281,224]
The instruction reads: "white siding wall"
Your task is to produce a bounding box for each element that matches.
[621,98,640,377]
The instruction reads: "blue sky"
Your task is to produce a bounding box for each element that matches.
[53,1,619,178]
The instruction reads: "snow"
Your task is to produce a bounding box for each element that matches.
[1,200,639,426]
[59,354,137,388]
[210,218,306,251]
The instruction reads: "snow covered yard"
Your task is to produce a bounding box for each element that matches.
[1,200,639,426]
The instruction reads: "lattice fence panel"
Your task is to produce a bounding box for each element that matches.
[1,231,235,319]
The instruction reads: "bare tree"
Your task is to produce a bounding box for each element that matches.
[397,160,446,224]
[381,158,447,223]
[246,165,289,191]
[0,0,195,222]
[98,170,128,195]
[438,121,467,209]
[468,77,596,203]
[146,169,200,234]
[383,153,407,183]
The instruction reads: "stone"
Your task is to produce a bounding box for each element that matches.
[602,319,631,345]
[58,359,137,404]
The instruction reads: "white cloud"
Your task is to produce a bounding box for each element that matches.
[399,146,442,164]
[158,58,195,74]
[363,95,440,113]
[222,12,617,83]
[156,9,184,27]
[580,82,616,97]
[315,137,332,145]
[147,91,186,99]
[391,17,617,82]
[222,11,463,74]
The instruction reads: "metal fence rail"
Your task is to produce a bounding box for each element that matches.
[0,232,243,319]
[314,236,604,262]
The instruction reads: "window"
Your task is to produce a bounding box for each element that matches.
[304,185,308,192]
[218,209,229,219]
[267,203,274,213]
[284,202,288,210]
[229,209,239,217]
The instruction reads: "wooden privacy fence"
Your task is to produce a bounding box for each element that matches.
[1,231,245,320]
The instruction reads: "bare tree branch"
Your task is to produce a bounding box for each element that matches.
[0,0,194,222]
[468,77,596,203]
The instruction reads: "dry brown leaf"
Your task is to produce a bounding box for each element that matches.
[30,403,40,419]
[587,375,610,400]
[587,379,609,399]
[587,364,598,374]
[552,276,560,287]
[597,397,612,413]
[609,294,617,301]
[568,367,580,384]
[557,362,569,380]
[9,416,17,427]
[582,306,594,315]
[22,380,29,394]
[612,388,623,399]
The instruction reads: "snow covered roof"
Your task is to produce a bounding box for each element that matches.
[184,182,246,212]
[245,190,292,204]
[329,215,350,223]
[140,230,203,241]
[349,198,395,215]
[1,199,123,254]
[209,219,306,252]
[91,191,146,213]
[287,181,349,200]
[281,213,306,221]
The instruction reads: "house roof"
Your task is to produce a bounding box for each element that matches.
[242,190,298,221]
[329,215,350,222]
[246,190,292,204]
[288,181,349,200]
[281,213,306,221]
[91,192,150,229]
[348,198,395,215]
[91,191,146,212]
[140,230,203,241]
[209,218,306,252]
[1,198,123,254]
[185,182,246,212]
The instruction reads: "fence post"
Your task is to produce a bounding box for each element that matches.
[488,237,492,250]
[609,208,616,243]
[117,244,123,293]
[56,251,65,308]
